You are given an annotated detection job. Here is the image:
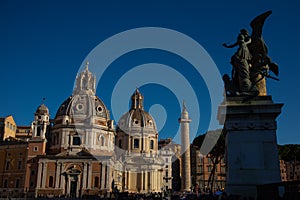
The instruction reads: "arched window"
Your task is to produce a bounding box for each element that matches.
[101,137,105,146]
[49,176,54,187]
[99,135,105,146]
[94,176,99,187]
[73,134,81,145]
[37,126,41,136]
[118,139,122,148]
[134,139,139,149]
[150,140,154,149]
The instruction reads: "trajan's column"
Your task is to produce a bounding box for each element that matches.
[179,102,191,192]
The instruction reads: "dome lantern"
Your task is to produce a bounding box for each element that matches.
[131,89,144,110]
[73,61,96,95]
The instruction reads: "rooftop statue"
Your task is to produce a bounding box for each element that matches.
[223,10,279,97]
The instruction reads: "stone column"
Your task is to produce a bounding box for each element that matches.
[60,163,65,193]
[82,163,87,189]
[70,136,73,147]
[179,102,192,192]
[151,171,154,191]
[154,170,157,191]
[144,170,148,191]
[41,162,47,188]
[106,165,111,190]
[66,176,70,197]
[91,131,95,148]
[36,162,43,189]
[127,135,131,152]
[77,174,81,197]
[101,164,106,189]
[65,131,69,149]
[55,162,61,188]
[218,96,283,198]
[141,171,144,191]
[87,162,92,189]
[108,134,111,150]
[86,131,89,147]
[61,131,65,145]
[157,170,161,191]
[127,171,130,191]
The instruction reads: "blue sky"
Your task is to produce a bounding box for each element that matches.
[0,0,299,144]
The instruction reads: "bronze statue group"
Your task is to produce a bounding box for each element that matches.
[222,10,279,97]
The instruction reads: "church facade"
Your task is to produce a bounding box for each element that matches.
[0,63,173,198]
[116,89,168,193]
[34,64,117,197]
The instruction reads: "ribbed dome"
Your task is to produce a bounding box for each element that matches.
[55,94,110,119]
[36,104,49,115]
[118,108,157,130]
[118,89,157,132]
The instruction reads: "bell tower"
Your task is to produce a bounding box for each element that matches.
[31,102,50,140]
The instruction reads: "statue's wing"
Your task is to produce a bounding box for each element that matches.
[250,10,272,38]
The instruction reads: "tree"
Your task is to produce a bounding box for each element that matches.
[278,144,300,161]
[193,129,226,192]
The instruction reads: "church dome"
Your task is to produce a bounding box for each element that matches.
[54,62,110,124]
[55,95,110,120]
[118,89,157,132]
[36,104,49,115]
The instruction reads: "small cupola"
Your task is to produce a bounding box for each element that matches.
[35,104,49,115]
[131,89,144,110]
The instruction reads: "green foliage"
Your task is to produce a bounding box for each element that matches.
[192,129,226,192]
[278,144,300,161]
[193,129,225,158]
[192,133,205,147]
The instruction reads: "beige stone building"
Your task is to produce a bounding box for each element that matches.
[16,126,32,141]
[0,140,28,198]
[0,115,17,140]
[284,160,300,181]
[116,89,172,193]
[34,64,116,198]
[279,159,288,181]
[0,123,46,198]
[158,138,181,191]
[0,64,174,198]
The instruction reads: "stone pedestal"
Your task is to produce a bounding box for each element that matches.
[218,96,283,198]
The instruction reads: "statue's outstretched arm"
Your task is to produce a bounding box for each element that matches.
[223,42,238,48]
[244,38,251,45]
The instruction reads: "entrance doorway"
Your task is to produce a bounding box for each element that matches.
[70,180,77,197]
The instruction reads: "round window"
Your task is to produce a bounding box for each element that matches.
[96,106,103,113]
[76,104,84,111]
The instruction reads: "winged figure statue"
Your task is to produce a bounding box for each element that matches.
[223,10,279,97]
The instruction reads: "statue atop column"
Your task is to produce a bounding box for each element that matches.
[223,10,279,97]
